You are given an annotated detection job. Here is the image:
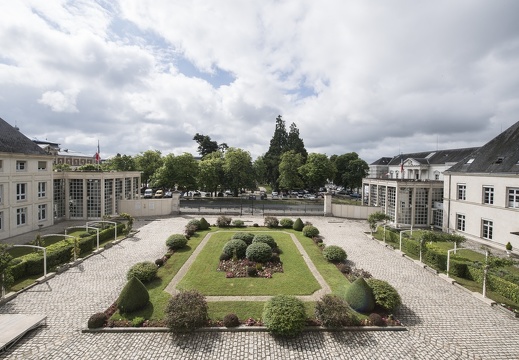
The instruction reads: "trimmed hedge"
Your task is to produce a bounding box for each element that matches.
[322,245,347,263]
[166,234,188,250]
[246,242,273,263]
[222,239,248,259]
[263,295,307,337]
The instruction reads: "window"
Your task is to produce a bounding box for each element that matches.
[0,159,3,171]
[17,207,27,226]
[482,219,493,240]
[457,184,466,200]
[509,188,519,208]
[483,186,494,205]
[16,183,27,201]
[38,161,47,170]
[0,184,3,204]
[434,172,440,180]
[38,204,47,221]
[456,214,466,232]
[16,161,26,171]
[0,211,3,230]
[38,182,46,198]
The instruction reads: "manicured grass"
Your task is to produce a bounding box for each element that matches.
[208,301,316,321]
[177,231,322,295]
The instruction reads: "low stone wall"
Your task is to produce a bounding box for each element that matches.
[119,194,180,217]
[330,204,379,219]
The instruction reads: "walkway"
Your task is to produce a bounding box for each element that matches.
[0,216,518,359]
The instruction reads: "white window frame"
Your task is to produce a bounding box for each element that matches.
[16,160,26,171]
[0,211,3,230]
[16,183,27,201]
[38,182,46,198]
[457,184,466,201]
[16,207,27,226]
[508,188,519,209]
[0,184,3,204]
[38,204,47,221]
[482,219,493,240]
[483,186,494,205]
[456,213,466,232]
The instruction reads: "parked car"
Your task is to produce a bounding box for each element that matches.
[350,193,361,198]
[164,190,173,198]
[272,191,279,199]
[154,190,164,198]
[143,188,153,198]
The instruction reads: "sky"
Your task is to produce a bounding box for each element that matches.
[1,1,519,164]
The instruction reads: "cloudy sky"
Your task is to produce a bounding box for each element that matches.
[1,1,518,163]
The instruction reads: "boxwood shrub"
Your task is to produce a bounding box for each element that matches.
[222,239,248,259]
[366,278,401,312]
[165,290,208,332]
[246,242,273,263]
[322,245,347,263]
[262,295,307,337]
[232,232,255,245]
[127,261,158,283]
[166,234,188,250]
[302,225,319,238]
[117,277,150,314]
[293,218,304,231]
[279,218,294,228]
[252,234,277,249]
[315,294,358,327]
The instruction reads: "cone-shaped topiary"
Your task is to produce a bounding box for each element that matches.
[199,217,210,230]
[118,277,150,313]
[340,277,375,313]
[293,218,304,231]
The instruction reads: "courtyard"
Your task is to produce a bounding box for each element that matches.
[1,215,519,359]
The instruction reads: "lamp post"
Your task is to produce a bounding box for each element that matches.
[399,229,413,252]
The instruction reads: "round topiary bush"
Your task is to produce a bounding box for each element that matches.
[264,216,279,228]
[315,294,358,327]
[302,225,319,238]
[322,245,347,263]
[118,277,150,314]
[263,295,307,337]
[187,219,201,231]
[252,234,277,249]
[232,219,245,227]
[232,232,255,245]
[87,312,107,329]
[366,278,402,312]
[155,258,164,267]
[166,234,188,250]
[368,313,385,326]
[293,218,304,231]
[219,252,231,261]
[279,218,294,228]
[246,242,273,263]
[223,313,240,328]
[222,239,248,259]
[338,277,375,313]
[126,261,158,283]
[165,290,208,332]
[247,266,258,277]
[216,215,232,227]
[198,217,210,230]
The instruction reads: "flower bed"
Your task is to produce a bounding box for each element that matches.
[217,259,284,278]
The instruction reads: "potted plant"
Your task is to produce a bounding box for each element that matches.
[506,242,513,256]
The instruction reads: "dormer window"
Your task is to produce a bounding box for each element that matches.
[495,157,504,164]
[466,158,474,164]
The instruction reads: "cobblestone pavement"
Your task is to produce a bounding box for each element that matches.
[1,216,519,359]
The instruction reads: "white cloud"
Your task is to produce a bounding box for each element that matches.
[38,89,79,113]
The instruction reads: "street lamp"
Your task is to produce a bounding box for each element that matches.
[399,229,413,252]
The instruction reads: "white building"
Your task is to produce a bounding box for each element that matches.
[443,121,519,248]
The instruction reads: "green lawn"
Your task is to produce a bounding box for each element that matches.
[113,227,351,322]
[177,231,321,296]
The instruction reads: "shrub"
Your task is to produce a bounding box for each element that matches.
[337,263,351,273]
[279,218,294,228]
[155,258,165,267]
[368,313,385,326]
[132,317,145,327]
[232,232,255,245]
[264,216,279,228]
[87,312,107,329]
[198,217,210,230]
[293,218,304,231]
[222,239,248,259]
[252,234,277,249]
[232,219,245,228]
[187,219,201,231]
[127,261,158,283]
[315,294,358,327]
[223,313,240,328]
[246,242,273,263]
[216,216,232,227]
[322,245,347,263]
[339,277,375,313]
[165,290,208,332]
[166,234,188,250]
[366,278,402,312]
[262,295,307,337]
[247,266,258,277]
[118,277,150,313]
[270,253,281,264]
[302,225,319,238]
[219,252,231,261]
[184,224,197,238]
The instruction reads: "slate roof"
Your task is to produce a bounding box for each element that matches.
[0,117,48,155]
[386,147,479,167]
[370,157,392,165]
[446,121,519,174]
